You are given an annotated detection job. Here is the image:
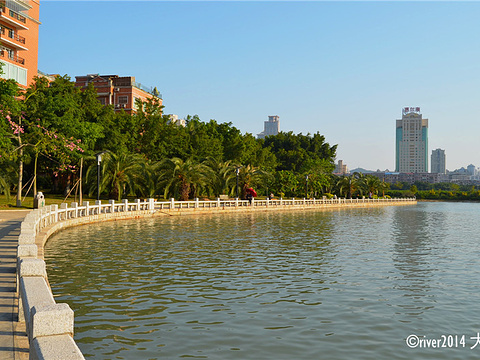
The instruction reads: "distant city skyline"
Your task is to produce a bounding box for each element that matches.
[38,1,480,171]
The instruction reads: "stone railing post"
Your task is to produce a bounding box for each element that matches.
[17,216,36,255]
[135,199,141,211]
[235,198,239,207]
[17,258,48,322]
[60,203,68,220]
[109,200,115,213]
[82,201,90,216]
[148,198,155,211]
[170,198,175,209]
[71,202,78,218]
[195,198,199,209]
[95,200,101,214]
[122,199,128,212]
[52,204,58,222]
[217,198,221,208]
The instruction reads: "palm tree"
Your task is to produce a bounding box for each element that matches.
[86,152,145,201]
[203,157,236,197]
[336,174,360,199]
[137,160,159,199]
[237,164,268,199]
[361,174,382,198]
[157,157,211,201]
[379,179,390,197]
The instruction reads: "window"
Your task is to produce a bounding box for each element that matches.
[118,95,128,104]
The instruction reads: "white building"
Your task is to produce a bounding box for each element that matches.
[257,115,280,139]
[334,160,349,175]
[395,107,428,173]
[167,114,186,127]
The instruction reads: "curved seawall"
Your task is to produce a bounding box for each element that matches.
[16,197,416,359]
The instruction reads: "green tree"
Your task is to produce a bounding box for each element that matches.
[236,164,270,199]
[0,63,21,158]
[262,131,336,173]
[272,170,299,198]
[158,157,211,201]
[86,151,145,201]
[336,173,362,199]
[361,175,382,197]
[203,157,236,197]
[24,76,104,151]
[410,184,418,195]
[1,63,26,206]
[131,97,165,158]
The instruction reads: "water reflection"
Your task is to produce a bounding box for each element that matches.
[46,211,338,359]
[390,205,436,320]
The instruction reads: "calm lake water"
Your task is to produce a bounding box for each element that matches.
[45,202,480,359]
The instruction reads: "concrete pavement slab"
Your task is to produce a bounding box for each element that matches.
[0,210,30,360]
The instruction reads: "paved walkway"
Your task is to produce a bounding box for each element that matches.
[0,210,30,360]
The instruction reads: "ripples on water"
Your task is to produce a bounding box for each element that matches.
[45,202,480,359]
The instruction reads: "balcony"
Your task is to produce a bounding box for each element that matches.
[0,27,27,50]
[0,49,25,65]
[134,81,163,99]
[0,5,28,30]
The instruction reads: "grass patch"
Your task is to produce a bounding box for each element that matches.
[0,192,98,209]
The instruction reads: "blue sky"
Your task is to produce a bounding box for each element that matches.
[39,1,480,171]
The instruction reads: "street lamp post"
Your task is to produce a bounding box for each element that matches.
[305,174,309,199]
[96,152,105,201]
[235,167,240,199]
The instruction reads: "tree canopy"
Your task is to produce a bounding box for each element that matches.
[0,73,343,202]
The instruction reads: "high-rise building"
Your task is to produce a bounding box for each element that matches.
[334,160,349,175]
[257,115,280,139]
[467,164,476,176]
[75,74,162,114]
[431,149,446,174]
[0,0,40,87]
[395,107,428,173]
